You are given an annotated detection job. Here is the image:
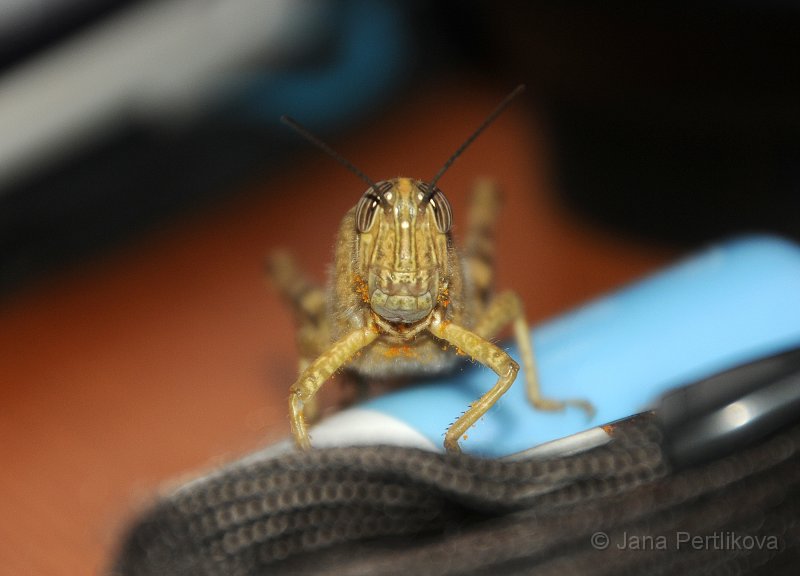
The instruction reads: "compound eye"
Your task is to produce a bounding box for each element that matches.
[355,192,381,232]
[429,188,453,233]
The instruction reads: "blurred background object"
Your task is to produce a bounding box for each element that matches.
[3,1,800,297]
[481,2,800,245]
[0,0,419,294]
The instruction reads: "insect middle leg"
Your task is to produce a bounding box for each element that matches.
[473,291,595,416]
[463,181,593,416]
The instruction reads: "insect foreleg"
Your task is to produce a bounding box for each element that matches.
[289,325,379,449]
[429,317,519,453]
[473,291,595,417]
[269,250,333,422]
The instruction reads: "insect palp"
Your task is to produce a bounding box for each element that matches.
[423,84,526,204]
[280,114,384,200]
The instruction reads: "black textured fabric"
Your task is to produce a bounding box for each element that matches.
[112,414,800,575]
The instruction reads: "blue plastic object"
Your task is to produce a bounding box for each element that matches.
[361,235,800,457]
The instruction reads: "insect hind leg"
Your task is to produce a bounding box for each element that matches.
[463,178,501,315]
[268,250,330,421]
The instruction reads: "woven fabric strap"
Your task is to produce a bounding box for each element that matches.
[113,414,800,575]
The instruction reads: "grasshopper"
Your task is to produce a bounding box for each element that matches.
[270,86,594,453]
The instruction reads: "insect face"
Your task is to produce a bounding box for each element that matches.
[355,178,453,324]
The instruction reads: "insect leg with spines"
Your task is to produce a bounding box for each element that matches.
[460,180,595,447]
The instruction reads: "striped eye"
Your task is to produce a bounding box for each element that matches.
[355,192,381,232]
[419,183,452,233]
[355,182,393,232]
[430,189,453,233]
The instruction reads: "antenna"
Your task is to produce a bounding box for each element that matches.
[423,84,526,203]
[280,115,383,200]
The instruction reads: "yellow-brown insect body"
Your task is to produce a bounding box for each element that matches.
[273,87,593,452]
[331,178,466,377]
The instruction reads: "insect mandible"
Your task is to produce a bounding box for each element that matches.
[270,85,594,453]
